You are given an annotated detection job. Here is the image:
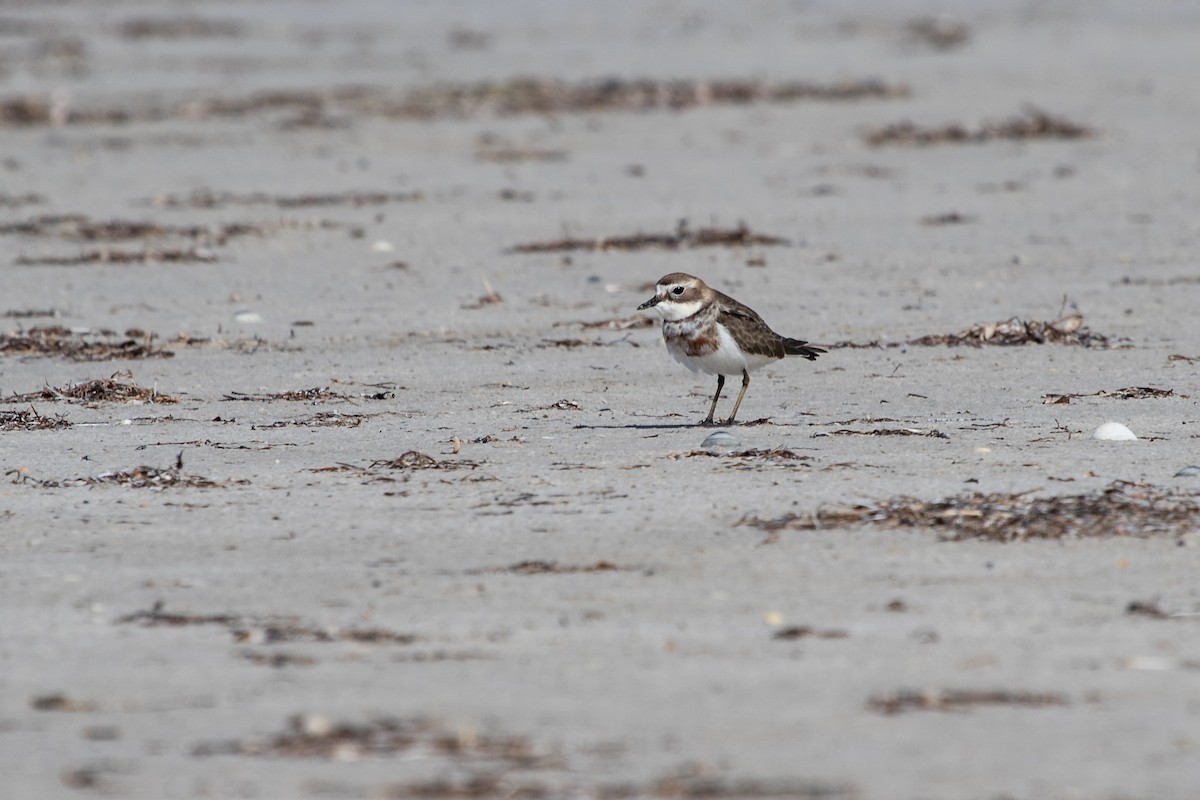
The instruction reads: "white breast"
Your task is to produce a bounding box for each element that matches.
[665,323,780,376]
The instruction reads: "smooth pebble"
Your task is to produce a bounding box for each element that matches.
[701,430,740,449]
[1174,465,1200,477]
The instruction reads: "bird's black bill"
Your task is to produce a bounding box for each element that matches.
[637,296,660,310]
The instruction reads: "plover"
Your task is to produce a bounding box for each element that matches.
[638,273,824,425]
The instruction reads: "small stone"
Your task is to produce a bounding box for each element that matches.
[701,430,739,449]
[1093,422,1137,441]
[232,310,263,324]
[1174,465,1200,477]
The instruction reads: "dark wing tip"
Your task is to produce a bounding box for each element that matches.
[783,338,826,361]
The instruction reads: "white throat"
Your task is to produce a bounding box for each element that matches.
[650,298,705,321]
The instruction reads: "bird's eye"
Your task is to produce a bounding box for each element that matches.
[671,286,684,295]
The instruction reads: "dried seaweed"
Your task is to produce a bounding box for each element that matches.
[509,221,788,254]
[866,109,1091,147]
[12,454,240,490]
[642,766,853,799]
[817,428,948,439]
[195,714,559,767]
[287,413,367,428]
[7,374,177,404]
[736,482,1200,542]
[372,451,479,471]
[563,316,656,331]
[30,694,96,712]
[921,212,975,225]
[1042,386,1179,404]
[466,560,628,575]
[0,77,907,130]
[147,189,424,209]
[541,399,582,410]
[772,626,849,641]
[907,314,1115,347]
[476,147,567,163]
[116,604,416,645]
[116,606,240,628]
[0,326,172,361]
[222,388,349,402]
[235,626,415,645]
[16,247,217,265]
[833,313,1126,350]
[1115,274,1200,288]
[669,448,808,464]
[0,408,70,431]
[2,215,340,244]
[868,689,1067,715]
[1126,600,1171,620]
[540,337,602,349]
[420,76,909,116]
[905,18,971,50]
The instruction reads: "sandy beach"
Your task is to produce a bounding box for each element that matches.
[2,1,1200,798]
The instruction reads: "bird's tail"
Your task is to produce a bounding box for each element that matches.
[783,338,826,361]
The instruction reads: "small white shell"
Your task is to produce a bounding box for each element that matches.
[1093,422,1137,441]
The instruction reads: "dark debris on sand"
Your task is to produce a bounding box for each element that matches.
[772,625,849,641]
[509,221,789,254]
[223,387,350,403]
[0,77,908,129]
[1043,386,1180,404]
[817,428,948,439]
[117,603,416,645]
[16,247,218,266]
[466,560,630,576]
[10,454,242,490]
[0,326,173,361]
[311,451,481,479]
[6,373,177,405]
[1,214,255,243]
[0,408,70,431]
[868,689,1068,715]
[833,313,1128,350]
[194,714,560,768]
[146,189,424,209]
[736,482,1200,543]
[669,448,809,465]
[866,108,1092,147]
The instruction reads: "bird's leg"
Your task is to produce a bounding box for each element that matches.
[725,369,751,425]
[703,374,725,425]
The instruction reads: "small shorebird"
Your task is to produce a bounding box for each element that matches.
[638,273,824,425]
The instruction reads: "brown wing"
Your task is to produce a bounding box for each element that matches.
[716,300,787,359]
[715,292,823,361]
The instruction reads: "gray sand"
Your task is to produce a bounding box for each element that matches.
[2,2,1200,798]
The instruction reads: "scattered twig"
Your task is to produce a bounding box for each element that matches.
[736,481,1200,542]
